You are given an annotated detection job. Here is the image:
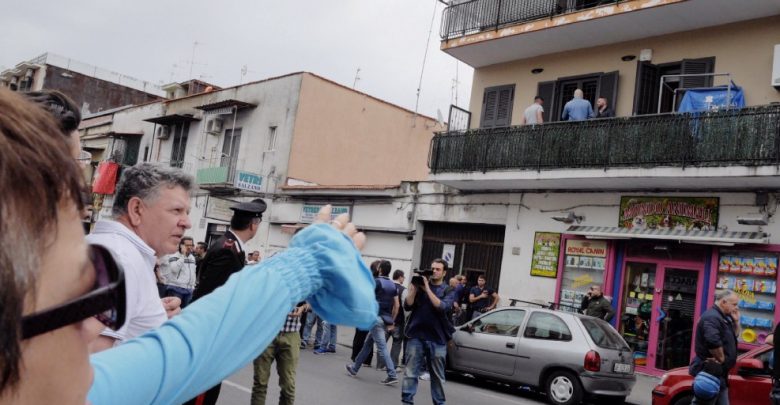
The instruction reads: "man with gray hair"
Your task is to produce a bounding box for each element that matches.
[87,163,194,352]
[689,289,739,404]
[561,88,595,121]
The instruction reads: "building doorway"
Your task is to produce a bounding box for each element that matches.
[419,222,505,290]
[617,253,705,376]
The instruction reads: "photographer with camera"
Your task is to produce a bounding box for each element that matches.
[402,259,457,405]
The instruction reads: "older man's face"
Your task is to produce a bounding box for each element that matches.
[719,294,739,315]
[135,186,192,256]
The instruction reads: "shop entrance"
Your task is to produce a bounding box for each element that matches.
[618,258,704,376]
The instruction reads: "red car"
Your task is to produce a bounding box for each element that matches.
[651,345,774,405]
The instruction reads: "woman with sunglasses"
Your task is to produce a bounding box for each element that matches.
[0,88,378,405]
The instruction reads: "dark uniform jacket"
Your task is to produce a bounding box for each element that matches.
[580,294,615,321]
[191,231,246,301]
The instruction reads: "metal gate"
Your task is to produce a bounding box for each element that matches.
[419,222,505,290]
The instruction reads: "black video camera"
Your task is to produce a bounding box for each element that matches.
[411,268,434,287]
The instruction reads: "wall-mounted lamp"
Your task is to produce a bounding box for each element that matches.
[621,55,636,62]
[551,212,584,224]
[531,68,544,74]
[737,215,769,226]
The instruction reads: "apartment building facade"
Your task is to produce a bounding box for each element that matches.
[428,0,780,376]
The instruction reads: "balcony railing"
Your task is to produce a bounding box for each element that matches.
[441,0,620,40]
[428,105,780,174]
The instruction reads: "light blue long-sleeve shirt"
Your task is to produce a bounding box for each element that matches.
[561,98,595,121]
[88,224,378,405]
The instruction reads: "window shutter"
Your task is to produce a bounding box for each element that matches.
[536,81,556,122]
[680,57,715,89]
[598,71,619,112]
[480,88,498,128]
[480,85,515,128]
[633,61,660,115]
[495,86,514,127]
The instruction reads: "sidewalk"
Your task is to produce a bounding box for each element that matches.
[334,326,657,405]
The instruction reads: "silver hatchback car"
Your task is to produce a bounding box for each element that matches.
[448,307,636,405]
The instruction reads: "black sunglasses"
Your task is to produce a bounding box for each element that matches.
[21,244,126,340]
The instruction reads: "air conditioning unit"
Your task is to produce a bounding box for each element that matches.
[156,125,171,139]
[773,44,780,90]
[206,117,224,134]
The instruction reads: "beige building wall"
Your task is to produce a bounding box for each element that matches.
[287,73,439,186]
[468,15,780,127]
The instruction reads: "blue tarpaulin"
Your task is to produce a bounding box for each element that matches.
[678,84,745,113]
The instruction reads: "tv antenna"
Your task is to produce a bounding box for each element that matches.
[353,68,361,89]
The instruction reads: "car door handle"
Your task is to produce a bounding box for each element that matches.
[506,342,515,348]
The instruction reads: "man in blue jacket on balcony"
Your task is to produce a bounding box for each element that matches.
[562,89,595,121]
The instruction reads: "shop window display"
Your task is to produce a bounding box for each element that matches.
[558,239,607,313]
[716,251,778,345]
[620,262,656,366]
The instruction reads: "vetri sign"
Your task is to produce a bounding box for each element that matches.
[234,171,263,192]
[565,240,607,258]
[300,204,351,223]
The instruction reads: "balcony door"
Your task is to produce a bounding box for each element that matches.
[632,57,715,115]
[221,128,241,182]
[537,71,618,122]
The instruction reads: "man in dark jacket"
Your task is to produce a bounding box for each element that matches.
[580,285,615,321]
[186,198,266,405]
[689,289,739,405]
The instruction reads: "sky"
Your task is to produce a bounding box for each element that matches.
[0,0,473,119]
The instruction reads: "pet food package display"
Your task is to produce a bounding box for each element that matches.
[718,251,780,344]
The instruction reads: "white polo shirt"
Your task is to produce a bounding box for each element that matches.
[87,220,167,344]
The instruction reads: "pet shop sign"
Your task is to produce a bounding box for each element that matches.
[530,232,561,278]
[619,196,719,230]
[565,240,607,257]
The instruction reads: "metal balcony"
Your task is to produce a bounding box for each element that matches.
[428,105,780,191]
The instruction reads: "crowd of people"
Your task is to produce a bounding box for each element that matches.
[521,88,614,126]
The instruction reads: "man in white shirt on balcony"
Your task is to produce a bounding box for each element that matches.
[522,96,545,125]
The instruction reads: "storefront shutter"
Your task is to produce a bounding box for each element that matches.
[680,57,715,89]
[598,71,619,112]
[536,80,556,122]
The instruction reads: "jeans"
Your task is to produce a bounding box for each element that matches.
[164,285,193,308]
[402,338,447,405]
[692,386,729,405]
[351,317,397,379]
[251,332,301,405]
[320,321,337,350]
[376,322,404,370]
[302,312,323,347]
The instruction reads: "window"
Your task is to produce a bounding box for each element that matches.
[221,128,242,177]
[480,85,514,128]
[538,71,619,122]
[472,309,525,337]
[523,312,572,341]
[169,122,190,168]
[581,317,629,350]
[267,126,277,151]
[633,57,715,114]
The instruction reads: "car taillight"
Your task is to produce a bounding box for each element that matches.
[584,350,601,372]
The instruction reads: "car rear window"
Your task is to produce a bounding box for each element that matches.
[580,317,630,351]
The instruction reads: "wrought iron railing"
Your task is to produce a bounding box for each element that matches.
[428,105,780,174]
[440,0,620,40]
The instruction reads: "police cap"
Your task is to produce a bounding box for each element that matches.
[230,198,267,218]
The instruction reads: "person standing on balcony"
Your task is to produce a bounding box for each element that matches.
[562,89,595,121]
[521,96,545,125]
[596,97,615,118]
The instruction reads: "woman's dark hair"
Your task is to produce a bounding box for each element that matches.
[0,88,85,392]
[23,90,82,133]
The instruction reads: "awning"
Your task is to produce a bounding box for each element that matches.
[194,99,256,112]
[144,114,200,125]
[565,225,769,246]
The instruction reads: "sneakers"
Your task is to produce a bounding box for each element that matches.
[380,377,399,385]
[313,347,329,355]
[299,342,307,349]
[419,372,430,381]
[326,347,336,353]
[345,364,357,377]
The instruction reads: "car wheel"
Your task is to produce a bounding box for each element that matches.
[545,370,583,405]
[671,394,693,405]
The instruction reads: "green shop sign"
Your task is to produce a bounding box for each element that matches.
[619,196,719,231]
